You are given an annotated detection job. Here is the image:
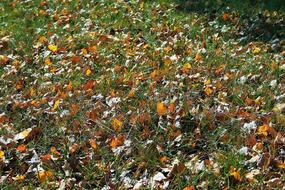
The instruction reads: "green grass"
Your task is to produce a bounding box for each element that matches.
[0,0,285,189]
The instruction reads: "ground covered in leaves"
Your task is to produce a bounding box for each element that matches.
[0,0,285,189]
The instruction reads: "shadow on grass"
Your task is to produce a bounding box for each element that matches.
[175,0,285,45]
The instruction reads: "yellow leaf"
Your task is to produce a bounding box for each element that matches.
[13,175,25,182]
[157,102,167,116]
[204,79,211,85]
[112,118,123,132]
[204,86,214,96]
[48,45,58,53]
[14,128,32,141]
[0,150,4,161]
[37,171,53,183]
[85,69,92,76]
[44,57,52,65]
[140,1,144,9]
[82,48,88,57]
[252,47,261,54]
[164,46,172,53]
[182,63,192,73]
[66,36,73,41]
[257,124,276,137]
[53,99,60,111]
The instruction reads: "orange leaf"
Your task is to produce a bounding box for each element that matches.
[183,186,195,190]
[222,13,230,21]
[83,80,97,91]
[16,144,26,152]
[66,82,73,91]
[69,143,79,154]
[37,171,53,183]
[195,53,202,62]
[89,139,97,149]
[50,147,61,156]
[160,156,169,163]
[204,86,214,96]
[110,135,125,149]
[41,154,52,162]
[230,167,242,181]
[44,57,52,65]
[157,102,167,116]
[169,102,175,113]
[0,55,10,65]
[69,104,79,116]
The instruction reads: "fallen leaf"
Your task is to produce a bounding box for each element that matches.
[37,171,53,183]
[252,47,261,54]
[157,102,167,116]
[169,102,175,113]
[69,143,79,154]
[257,124,277,137]
[50,147,61,156]
[12,175,25,182]
[52,99,60,111]
[183,186,195,190]
[85,69,92,76]
[182,63,192,73]
[204,86,214,96]
[195,53,202,62]
[44,57,52,65]
[112,118,123,132]
[14,128,32,141]
[48,44,58,53]
[16,144,26,152]
[89,139,97,149]
[0,150,4,161]
[230,167,242,181]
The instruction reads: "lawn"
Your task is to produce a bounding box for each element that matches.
[0,0,285,189]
